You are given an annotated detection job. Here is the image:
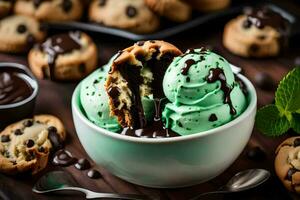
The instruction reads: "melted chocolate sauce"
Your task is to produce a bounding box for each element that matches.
[245,7,288,32]
[180,48,207,75]
[181,59,195,75]
[121,99,179,138]
[39,32,82,80]
[0,70,33,105]
[206,68,236,115]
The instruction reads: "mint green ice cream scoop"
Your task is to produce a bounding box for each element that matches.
[162,48,247,135]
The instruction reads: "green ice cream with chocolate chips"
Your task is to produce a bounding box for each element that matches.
[162,48,247,135]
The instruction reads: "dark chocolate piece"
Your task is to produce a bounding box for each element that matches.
[126,6,137,18]
[209,114,218,122]
[74,158,91,170]
[294,138,300,147]
[52,149,77,166]
[87,169,102,179]
[62,0,72,12]
[98,0,106,6]
[14,129,23,136]
[286,168,297,181]
[25,139,35,148]
[1,135,10,143]
[23,120,33,127]
[17,24,27,34]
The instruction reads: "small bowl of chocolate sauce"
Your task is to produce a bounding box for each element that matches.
[0,63,38,129]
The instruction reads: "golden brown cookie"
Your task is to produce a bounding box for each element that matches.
[185,0,230,12]
[14,0,83,22]
[0,115,66,175]
[105,40,182,129]
[0,15,46,53]
[0,0,13,18]
[223,8,290,58]
[275,137,300,193]
[88,0,160,34]
[145,0,191,22]
[28,31,98,81]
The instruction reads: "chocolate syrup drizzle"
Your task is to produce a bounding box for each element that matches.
[206,68,236,115]
[180,48,207,76]
[111,48,180,138]
[39,32,82,80]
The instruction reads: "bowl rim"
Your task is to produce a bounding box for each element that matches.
[0,62,39,109]
[72,72,257,144]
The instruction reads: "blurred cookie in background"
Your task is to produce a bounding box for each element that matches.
[28,31,98,81]
[88,0,160,34]
[145,0,191,23]
[0,15,46,53]
[223,7,290,57]
[0,0,13,18]
[14,0,83,22]
[185,0,231,12]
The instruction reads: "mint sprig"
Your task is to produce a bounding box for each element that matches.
[256,67,300,136]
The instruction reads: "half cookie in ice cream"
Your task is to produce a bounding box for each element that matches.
[105,40,182,129]
[162,48,247,135]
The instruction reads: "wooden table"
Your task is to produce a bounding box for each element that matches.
[1,2,300,199]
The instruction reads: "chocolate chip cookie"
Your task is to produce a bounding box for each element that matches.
[89,0,160,34]
[14,0,83,22]
[0,0,13,18]
[275,137,300,193]
[0,115,66,175]
[28,31,98,81]
[0,15,46,53]
[105,40,182,128]
[223,7,290,57]
[145,0,191,22]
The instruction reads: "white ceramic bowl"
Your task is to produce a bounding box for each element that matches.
[72,73,257,188]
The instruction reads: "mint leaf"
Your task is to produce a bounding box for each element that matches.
[256,105,290,136]
[291,113,300,133]
[275,67,300,114]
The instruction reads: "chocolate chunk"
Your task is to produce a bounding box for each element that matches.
[25,139,35,148]
[17,24,27,34]
[126,5,137,18]
[38,146,45,152]
[243,19,252,29]
[98,0,106,6]
[75,158,91,170]
[87,169,102,179]
[48,131,63,150]
[62,0,72,12]
[209,114,218,122]
[287,168,297,181]
[26,34,36,46]
[186,77,190,82]
[79,63,86,74]
[254,72,274,91]
[48,126,57,133]
[14,129,23,136]
[257,35,266,40]
[52,149,77,166]
[249,44,259,53]
[23,120,33,127]
[247,146,266,161]
[136,41,145,46]
[1,135,10,143]
[294,138,300,147]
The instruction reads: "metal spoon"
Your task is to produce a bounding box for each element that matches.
[33,171,154,200]
[190,169,271,200]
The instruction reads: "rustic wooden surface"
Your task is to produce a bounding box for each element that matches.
[1,1,300,200]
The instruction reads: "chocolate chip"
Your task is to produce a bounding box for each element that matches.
[287,168,297,181]
[23,120,33,127]
[98,0,106,6]
[26,34,36,46]
[243,19,252,29]
[149,40,155,43]
[14,129,23,136]
[33,0,42,8]
[79,63,86,74]
[257,35,266,40]
[1,135,10,143]
[209,114,218,122]
[11,161,17,165]
[126,5,137,18]
[294,138,300,147]
[38,146,45,152]
[136,41,145,46]
[17,24,27,34]
[254,72,274,91]
[75,158,91,170]
[87,169,102,179]
[25,139,35,148]
[247,146,266,161]
[249,44,259,53]
[52,149,77,166]
[48,126,57,133]
[62,0,72,12]
[256,21,265,29]
[186,77,190,82]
